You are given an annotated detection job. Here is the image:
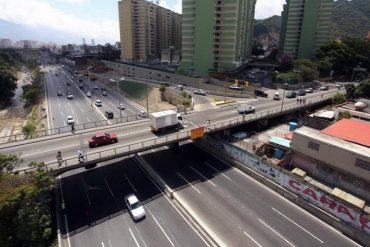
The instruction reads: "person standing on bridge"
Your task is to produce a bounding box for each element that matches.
[71,123,76,134]
[77,148,84,163]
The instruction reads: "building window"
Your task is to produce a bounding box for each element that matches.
[308,141,320,151]
[355,158,370,171]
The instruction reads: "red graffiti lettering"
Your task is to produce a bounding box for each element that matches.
[303,188,318,201]
[337,205,355,221]
[360,214,370,231]
[320,195,337,210]
[289,180,301,191]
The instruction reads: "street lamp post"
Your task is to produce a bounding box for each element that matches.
[280,82,288,112]
[147,72,155,115]
[118,77,125,122]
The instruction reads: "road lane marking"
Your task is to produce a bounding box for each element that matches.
[176,172,201,194]
[272,207,324,244]
[104,178,114,197]
[151,214,175,246]
[87,117,91,122]
[190,166,216,187]
[64,215,72,247]
[123,172,138,194]
[258,218,295,247]
[101,242,105,247]
[204,162,232,181]
[243,231,262,247]
[129,227,140,247]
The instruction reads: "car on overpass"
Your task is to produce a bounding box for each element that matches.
[194,89,206,96]
[117,103,125,110]
[88,132,118,148]
[124,194,146,221]
[305,88,314,93]
[104,111,114,119]
[67,116,75,125]
[67,93,74,99]
[286,91,297,98]
[237,104,255,114]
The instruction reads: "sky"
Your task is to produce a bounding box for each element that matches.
[0,0,285,45]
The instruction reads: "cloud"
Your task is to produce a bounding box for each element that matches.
[173,0,182,14]
[255,0,285,19]
[0,0,119,43]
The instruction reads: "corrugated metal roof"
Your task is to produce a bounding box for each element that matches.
[320,119,370,147]
[269,136,291,149]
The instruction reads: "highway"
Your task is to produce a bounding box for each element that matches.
[139,143,361,247]
[58,156,208,247]
[1,86,342,170]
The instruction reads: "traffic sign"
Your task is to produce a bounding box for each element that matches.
[191,127,205,140]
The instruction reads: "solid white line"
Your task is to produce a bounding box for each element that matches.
[272,207,324,244]
[204,162,232,181]
[129,227,140,247]
[243,231,262,247]
[101,241,105,247]
[176,172,201,194]
[190,166,216,187]
[258,218,295,247]
[104,178,114,197]
[151,214,175,246]
[123,172,138,194]
[87,117,91,122]
[64,215,72,247]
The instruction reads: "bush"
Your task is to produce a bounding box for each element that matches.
[338,111,351,120]
[332,93,346,105]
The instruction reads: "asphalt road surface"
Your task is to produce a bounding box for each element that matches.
[139,143,361,247]
[58,157,208,247]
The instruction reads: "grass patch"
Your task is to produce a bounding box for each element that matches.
[118,80,152,100]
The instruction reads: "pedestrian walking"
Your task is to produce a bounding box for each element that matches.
[297,99,299,104]
[71,123,76,134]
[77,148,84,163]
[303,98,306,104]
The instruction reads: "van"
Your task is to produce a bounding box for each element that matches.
[231,131,248,141]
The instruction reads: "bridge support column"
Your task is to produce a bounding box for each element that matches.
[222,129,231,141]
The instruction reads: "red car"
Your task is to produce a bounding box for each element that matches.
[88,132,118,148]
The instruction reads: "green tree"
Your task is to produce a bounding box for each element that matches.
[345,84,356,100]
[332,93,347,105]
[317,59,333,77]
[22,121,36,138]
[0,153,18,174]
[276,71,301,84]
[159,85,166,95]
[355,79,370,98]
[182,100,191,114]
[0,68,17,103]
[338,111,351,120]
[297,65,318,82]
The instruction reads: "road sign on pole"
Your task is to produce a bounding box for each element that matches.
[191,127,205,140]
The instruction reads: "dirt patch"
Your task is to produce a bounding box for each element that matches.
[137,88,176,112]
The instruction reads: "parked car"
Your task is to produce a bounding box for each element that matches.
[67,116,75,125]
[194,89,206,96]
[237,104,255,114]
[102,91,107,96]
[297,90,306,96]
[105,111,114,119]
[254,89,268,97]
[305,88,314,93]
[88,132,118,148]
[320,85,329,91]
[95,99,102,107]
[138,111,146,117]
[67,93,74,99]
[117,103,125,110]
[124,194,146,221]
[286,91,297,98]
[57,91,62,96]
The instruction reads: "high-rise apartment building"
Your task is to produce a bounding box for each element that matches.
[118,0,181,61]
[278,0,333,59]
[0,39,12,49]
[180,0,256,77]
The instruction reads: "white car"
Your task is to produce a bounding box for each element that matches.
[86,91,92,97]
[124,194,146,221]
[67,116,75,125]
[229,85,243,90]
[95,99,102,107]
[194,89,206,96]
[305,88,314,93]
[67,93,74,99]
[138,111,146,117]
[117,103,125,110]
[237,104,255,114]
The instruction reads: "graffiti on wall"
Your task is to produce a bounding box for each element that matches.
[219,140,370,236]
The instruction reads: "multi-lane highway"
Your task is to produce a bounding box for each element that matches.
[139,143,360,247]
[1,84,341,170]
[59,157,208,247]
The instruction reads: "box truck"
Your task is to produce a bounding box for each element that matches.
[149,110,181,133]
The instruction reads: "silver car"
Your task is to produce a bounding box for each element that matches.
[124,194,146,221]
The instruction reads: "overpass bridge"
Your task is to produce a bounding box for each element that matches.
[1,90,338,176]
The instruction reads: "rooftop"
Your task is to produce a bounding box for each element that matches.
[320,119,370,147]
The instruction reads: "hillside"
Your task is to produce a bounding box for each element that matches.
[253,0,370,40]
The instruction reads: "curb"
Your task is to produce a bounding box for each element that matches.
[132,153,220,247]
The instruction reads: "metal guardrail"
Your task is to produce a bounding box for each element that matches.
[12,92,334,176]
[0,114,147,144]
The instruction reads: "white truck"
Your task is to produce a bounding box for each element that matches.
[149,110,181,133]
